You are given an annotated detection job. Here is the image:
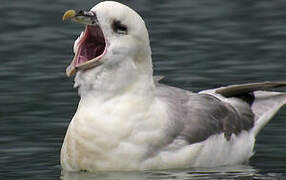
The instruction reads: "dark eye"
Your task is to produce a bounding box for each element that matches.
[112,20,128,34]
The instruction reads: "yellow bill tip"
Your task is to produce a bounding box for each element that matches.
[62,9,76,21]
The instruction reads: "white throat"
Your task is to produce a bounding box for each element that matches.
[74,53,155,101]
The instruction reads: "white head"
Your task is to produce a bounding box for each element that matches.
[63,1,154,98]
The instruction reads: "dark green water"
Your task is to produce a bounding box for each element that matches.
[1,0,286,179]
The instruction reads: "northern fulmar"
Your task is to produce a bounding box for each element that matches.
[61,1,286,172]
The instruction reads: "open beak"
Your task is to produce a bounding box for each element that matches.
[63,10,106,77]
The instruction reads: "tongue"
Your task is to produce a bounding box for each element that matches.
[77,44,105,65]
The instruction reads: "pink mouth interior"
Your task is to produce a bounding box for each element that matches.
[75,25,106,66]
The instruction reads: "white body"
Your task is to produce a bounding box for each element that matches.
[61,90,255,171]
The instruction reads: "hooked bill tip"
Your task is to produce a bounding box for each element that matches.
[66,64,77,77]
[62,9,76,21]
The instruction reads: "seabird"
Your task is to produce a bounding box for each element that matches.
[61,1,286,172]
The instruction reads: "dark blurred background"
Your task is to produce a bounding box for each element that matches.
[1,0,286,179]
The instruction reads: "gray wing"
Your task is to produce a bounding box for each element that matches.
[156,81,286,145]
[181,94,254,143]
[155,83,254,144]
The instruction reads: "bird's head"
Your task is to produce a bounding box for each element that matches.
[63,1,152,75]
[63,1,154,96]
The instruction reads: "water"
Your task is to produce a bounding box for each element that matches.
[1,0,286,179]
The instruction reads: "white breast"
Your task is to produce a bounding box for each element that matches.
[61,93,171,171]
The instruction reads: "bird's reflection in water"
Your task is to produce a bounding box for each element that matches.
[60,165,283,180]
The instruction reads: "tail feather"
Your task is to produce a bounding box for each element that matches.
[251,91,286,136]
[215,81,286,98]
